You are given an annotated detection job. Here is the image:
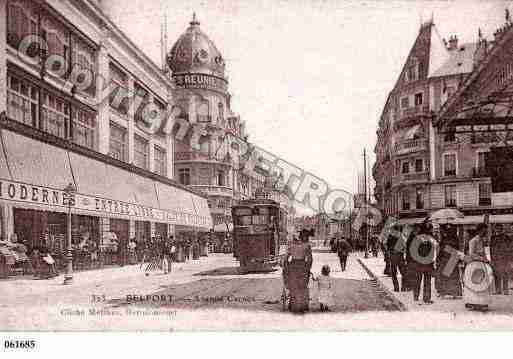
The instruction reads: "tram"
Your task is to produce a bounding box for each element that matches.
[232,198,286,272]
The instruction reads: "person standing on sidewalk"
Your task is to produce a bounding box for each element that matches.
[490,223,513,295]
[386,226,407,292]
[337,236,352,271]
[411,221,436,304]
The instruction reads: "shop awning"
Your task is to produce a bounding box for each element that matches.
[0,128,212,229]
[450,215,513,224]
[396,217,425,225]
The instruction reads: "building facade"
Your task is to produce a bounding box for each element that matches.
[0,0,211,251]
[374,16,513,238]
[373,20,477,227]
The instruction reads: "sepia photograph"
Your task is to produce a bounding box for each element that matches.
[1,0,513,344]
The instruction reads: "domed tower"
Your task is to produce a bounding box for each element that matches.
[167,14,245,230]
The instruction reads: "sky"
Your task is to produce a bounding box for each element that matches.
[102,0,508,210]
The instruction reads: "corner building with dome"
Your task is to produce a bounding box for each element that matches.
[165,15,272,234]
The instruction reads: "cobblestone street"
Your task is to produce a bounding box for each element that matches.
[3,251,513,330]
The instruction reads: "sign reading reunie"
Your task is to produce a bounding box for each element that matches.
[172,74,227,92]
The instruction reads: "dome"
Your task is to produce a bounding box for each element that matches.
[167,14,226,78]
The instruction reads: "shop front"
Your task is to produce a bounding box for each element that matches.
[0,122,212,276]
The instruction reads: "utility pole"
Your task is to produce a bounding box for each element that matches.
[364,148,369,259]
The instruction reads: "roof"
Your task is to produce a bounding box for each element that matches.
[429,42,477,78]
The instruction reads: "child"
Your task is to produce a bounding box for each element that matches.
[317,264,334,312]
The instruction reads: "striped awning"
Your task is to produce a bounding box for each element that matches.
[0,128,212,229]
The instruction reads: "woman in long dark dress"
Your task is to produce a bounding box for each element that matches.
[436,223,462,298]
[284,230,313,313]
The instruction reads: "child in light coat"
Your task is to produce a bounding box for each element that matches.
[317,264,334,311]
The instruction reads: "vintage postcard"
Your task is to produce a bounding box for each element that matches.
[1,0,513,341]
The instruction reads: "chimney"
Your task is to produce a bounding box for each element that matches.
[448,35,458,50]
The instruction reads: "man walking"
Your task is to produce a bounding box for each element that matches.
[337,236,352,271]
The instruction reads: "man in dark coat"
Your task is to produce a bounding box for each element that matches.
[410,221,436,304]
[337,236,352,271]
[386,227,407,292]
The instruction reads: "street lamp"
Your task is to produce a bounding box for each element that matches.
[62,183,77,285]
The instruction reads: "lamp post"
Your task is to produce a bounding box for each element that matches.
[62,183,77,285]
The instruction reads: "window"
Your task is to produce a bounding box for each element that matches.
[477,151,487,170]
[478,183,491,206]
[407,63,416,82]
[401,190,410,210]
[153,99,166,135]
[72,35,96,96]
[445,185,457,207]
[41,12,70,72]
[7,74,39,127]
[217,170,226,187]
[109,123,127,161]
[7,0,39,50]
[41,91,69,139]
[134,135,149,170]
[179,168,191,186]
[72,107,96,149]
[197,99,210,122]
[109,63,129,115]
[415,158,424,173]
[218,102,224,122]
[199,135,210,154]
[402,161,410,174]
[154,146,167,176]
[414,93,423,106]
[134,82,149,125]
[444,131,456,142]
[443,153,457,176]
[395,159,401,176]
[416,188,424,209]
[401,97,409,109]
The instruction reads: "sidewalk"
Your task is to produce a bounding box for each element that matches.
[359,253,513,314]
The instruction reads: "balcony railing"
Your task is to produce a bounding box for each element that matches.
[401,105,430,118]
[472,166,490,178]
[394,138,427,154]
[174,151,230,163]
[189,185,234,197]
[392,171,429,186]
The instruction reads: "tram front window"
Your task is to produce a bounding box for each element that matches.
[235,216,252,226]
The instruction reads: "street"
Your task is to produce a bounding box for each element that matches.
[1,250,512,331]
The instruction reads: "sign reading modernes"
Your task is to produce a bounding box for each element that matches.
[0,179,211,228]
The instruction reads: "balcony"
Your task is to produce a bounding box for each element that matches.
[190,185,234,198]
[401,105,430,119]
[472,166,490,178]
[174,151,231,164]
[394,138,427,155]
[392,171,429,186]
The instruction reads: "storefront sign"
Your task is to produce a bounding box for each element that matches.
[172,74,227,92]
[0,179,212,228]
